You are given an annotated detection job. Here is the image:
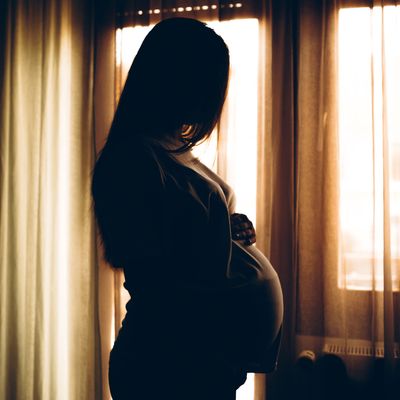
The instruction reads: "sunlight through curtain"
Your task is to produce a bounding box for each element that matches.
[336,0,399,384]
[256,1,400,398]
[0,1,101,399]
[264,0,400,397]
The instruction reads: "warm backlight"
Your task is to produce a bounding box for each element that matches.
[338,7,400,291]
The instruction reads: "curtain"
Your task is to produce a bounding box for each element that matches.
[255,2,297,398]
[0,1,101,399]
[93,2,120,398]
[256,0,400,398]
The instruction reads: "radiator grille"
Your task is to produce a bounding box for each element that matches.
[323,342,399,358]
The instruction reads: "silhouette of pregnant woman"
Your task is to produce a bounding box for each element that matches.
[92,17,283,400]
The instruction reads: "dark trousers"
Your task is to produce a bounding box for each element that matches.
[109,345,243,400]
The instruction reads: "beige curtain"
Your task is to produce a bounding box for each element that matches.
[257,0,400,398]
[0,1,101,399]
[255,2,297,398]
[93,2,120,398]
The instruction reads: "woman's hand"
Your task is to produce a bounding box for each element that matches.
[230,213,256,246]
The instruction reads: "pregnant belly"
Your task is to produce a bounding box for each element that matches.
[223,241,284,372]
[231,240,279,281]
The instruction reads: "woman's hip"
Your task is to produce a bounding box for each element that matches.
[108,336,245,400]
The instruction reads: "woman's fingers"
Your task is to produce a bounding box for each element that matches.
[231,214,252,227]
[233,228,254,238]
[230,213,256,245]
[231,221,254,234]
[233,232,256,245]
[232,222,253,233]
[244,234,256,245]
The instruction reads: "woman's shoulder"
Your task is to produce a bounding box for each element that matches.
[96,134,229,210]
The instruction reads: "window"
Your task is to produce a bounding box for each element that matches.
[338,6,400,291]
[115,19,259,399]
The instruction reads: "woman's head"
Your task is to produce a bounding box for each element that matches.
[108,18,230,152]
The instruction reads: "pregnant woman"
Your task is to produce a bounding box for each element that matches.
[92,18,283,400]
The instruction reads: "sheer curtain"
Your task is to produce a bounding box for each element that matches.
[0,1,101,399]
[257,0,400,398]
[255,2,297,397]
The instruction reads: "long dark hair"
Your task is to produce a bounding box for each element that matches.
[92,18,230,267]
[106,17,230,152]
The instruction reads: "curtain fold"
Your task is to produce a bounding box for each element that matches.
[94,1,119,398]
[255,1,297,398]
[296,0,339,342]
[0,1,101,399]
